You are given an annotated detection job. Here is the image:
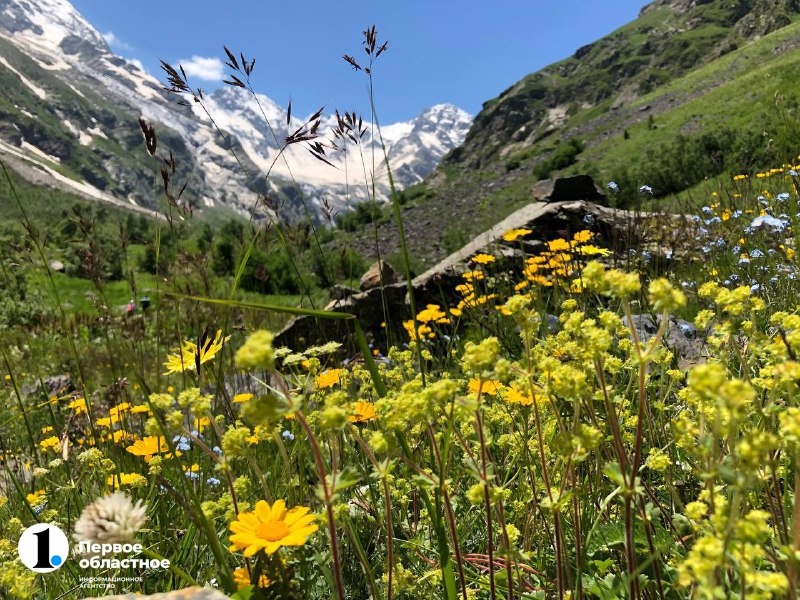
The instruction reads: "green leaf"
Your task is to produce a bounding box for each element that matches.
[329,466,362,494]
[162,292,356,320]
[230,586,255,600]
[602,461,626,487]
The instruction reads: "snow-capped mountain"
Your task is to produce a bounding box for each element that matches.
[0,0,472,221]
[196,87,472,211]
[385,103,472,185]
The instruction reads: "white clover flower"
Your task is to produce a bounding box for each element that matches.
[73,492,147,548]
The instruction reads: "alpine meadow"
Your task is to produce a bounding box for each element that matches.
[6,1,800,599]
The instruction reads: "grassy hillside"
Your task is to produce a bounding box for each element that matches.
[339,4,800,268]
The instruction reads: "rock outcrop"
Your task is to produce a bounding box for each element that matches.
[359,260,402,291]
[275,192,700,362]
[531,175,606,203]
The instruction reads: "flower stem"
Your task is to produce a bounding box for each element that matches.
[296,411,347,600]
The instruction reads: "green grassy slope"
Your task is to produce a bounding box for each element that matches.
[341,3,800,267]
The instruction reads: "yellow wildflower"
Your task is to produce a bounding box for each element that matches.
[234,330,275,372]
[468,377,505,396]
[68,397,87,414]
[502,228,532,242]
[106,473,148,488]
[504,386,535,406]
[547,238,571,252]
[416,304,449,324]
[349,401,379,423]
[471,253,496,265]
[233,566,272,590]
[163,329,230,375]
[39,436,60,451]
[572,230,594,244]
[228,499,318,557]
[315,369,341,389]
[126,436,170,462]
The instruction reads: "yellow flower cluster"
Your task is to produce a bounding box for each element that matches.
[403,303,453,341]
[234,330,275,372]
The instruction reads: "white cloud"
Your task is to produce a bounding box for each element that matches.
[177,56,225,81]
[102,31,133,51]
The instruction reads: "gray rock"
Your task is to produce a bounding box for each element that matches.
[330,284,359,300]
[278,198,699,356]
[276,283,408,353]
[628,314,708,368]
[20,374,75,400]
[359,260,401,291]
[532,175,606,203]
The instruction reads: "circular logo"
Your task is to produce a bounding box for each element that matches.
[18,524,70,573]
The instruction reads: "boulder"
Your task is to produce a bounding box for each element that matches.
[20,373,75,400]
[330,283,359,300]
[532,175,606,203]
[628,314,709,369]
[359,260,401,291]
[276,198,699,356]
[276,283,408,353]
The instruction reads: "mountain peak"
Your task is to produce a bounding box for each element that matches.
[0,0,472,221]
[0,0,108,58]
[416,103,472,122]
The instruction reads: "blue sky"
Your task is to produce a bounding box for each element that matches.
[70,0,648,123]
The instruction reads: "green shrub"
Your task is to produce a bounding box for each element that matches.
[335,201,386,232]
[533,137,584,179]
[240,244,301,295]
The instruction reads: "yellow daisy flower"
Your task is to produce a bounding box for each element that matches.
[571,230,594,244]
[504,386,535,406]
[315,369,341,389]
[575,245,611,257]
[416,304,448,324]
[471,253,496,264]
[468,378,505,396]
[126,436,169,462]
[348,401,378,424]
[112,430,136,444]
[547,238,571,252]
[229,499,318,557]
[502,228,532,242]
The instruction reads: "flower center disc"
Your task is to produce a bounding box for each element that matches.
[257,520,290,542]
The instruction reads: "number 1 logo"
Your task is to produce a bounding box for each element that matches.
[18,524,70,573]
